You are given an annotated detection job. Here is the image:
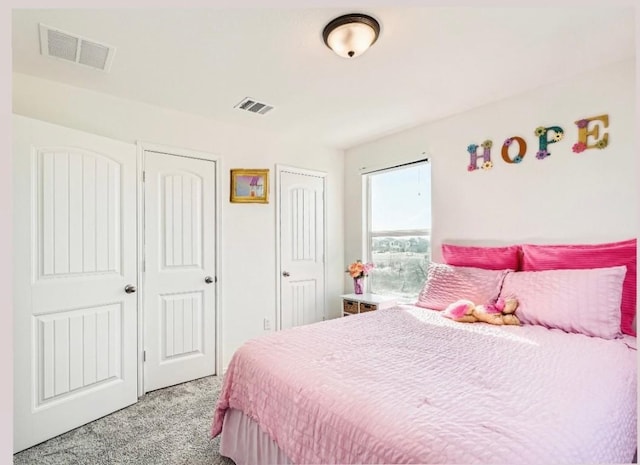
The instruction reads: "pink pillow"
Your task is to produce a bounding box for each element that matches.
[442,243,520,271]
[416,263,508,310]
[500,266,627,339]
[521,239,636,336]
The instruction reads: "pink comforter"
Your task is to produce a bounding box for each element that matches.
[212,306,637,464]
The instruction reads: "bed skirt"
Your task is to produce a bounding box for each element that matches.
[220,408,293,465]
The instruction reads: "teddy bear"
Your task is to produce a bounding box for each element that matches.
[442,297,520,326]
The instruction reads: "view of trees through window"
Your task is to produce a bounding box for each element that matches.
[366,162,431,300]
[369,235,431,299]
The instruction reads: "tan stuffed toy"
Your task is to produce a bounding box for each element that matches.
[443,297,520,326]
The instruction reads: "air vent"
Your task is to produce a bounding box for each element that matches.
[234,97,274,115]
[39,24,116,72]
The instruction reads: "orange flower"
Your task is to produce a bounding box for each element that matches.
[348,261,364,278]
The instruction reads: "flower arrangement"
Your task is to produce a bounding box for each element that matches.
[347,260,375,279]
[347,260,374,294]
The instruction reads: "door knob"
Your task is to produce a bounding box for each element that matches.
[124,284,136,294]
[205,276,214,284]
[282,271,290,277]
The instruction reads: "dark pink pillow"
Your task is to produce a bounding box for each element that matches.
[521,239,637,336]
[442,243,520,271]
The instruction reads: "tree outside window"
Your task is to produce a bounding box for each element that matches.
[365,161,431,300]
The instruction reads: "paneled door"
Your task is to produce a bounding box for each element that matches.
[143,150,217,392]
[13,116,138,452]
[278,168,326,329]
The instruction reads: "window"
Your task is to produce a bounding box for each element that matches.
[365,161,431,300]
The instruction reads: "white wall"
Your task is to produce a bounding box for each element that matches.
[345,59,637,269]
[12,72,345,368]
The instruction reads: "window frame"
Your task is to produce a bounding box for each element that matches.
[363,159,431,296]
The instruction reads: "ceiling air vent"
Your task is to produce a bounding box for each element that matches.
[38,23,116,72]
[234,97,274,115]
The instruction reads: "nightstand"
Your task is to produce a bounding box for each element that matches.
[340,293,398,316]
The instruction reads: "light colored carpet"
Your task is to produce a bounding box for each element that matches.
[13,376,235,465]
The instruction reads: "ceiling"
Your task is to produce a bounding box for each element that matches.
[12,7,635,150]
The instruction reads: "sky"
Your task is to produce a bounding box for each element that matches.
[370,162,431,232]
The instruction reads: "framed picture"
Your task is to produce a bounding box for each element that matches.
[230,169,269,203]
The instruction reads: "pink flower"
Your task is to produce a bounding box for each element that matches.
[467,164,475,172]
[576,119,589,129]
[362,263,375,275]
[572,142,587,153]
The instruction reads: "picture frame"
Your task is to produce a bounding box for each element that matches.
[230,169,269,203]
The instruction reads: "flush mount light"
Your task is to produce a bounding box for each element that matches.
[322,13,380,59]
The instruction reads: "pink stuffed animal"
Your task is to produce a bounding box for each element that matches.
[443,297,520,326]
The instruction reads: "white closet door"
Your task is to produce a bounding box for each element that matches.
[13,115,138,452]
[279,169,326,329]
[143,150,217,392]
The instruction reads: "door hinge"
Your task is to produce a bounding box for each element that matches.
[215,276,218,283]
[142,171,146,182]
[142,259,146,272]
[143,350,146,362]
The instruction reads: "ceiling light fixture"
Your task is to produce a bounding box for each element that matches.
[322,13,380,59]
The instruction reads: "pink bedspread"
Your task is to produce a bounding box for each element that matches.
[211,305,637,464]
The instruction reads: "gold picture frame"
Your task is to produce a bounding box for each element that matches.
[230,169,269,203]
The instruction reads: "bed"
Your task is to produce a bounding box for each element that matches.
[211,304,637,464]
[212,239,638,464]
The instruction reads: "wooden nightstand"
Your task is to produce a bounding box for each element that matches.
[340,293,398,316]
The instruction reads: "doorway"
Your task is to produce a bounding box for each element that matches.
[13,116,139,452]
[276,165,327,330]
[12,119,223,452]
[140,145,221,393]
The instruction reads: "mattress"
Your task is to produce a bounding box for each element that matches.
[212,305,637,464]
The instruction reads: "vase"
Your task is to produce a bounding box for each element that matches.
[353,277,364,295]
